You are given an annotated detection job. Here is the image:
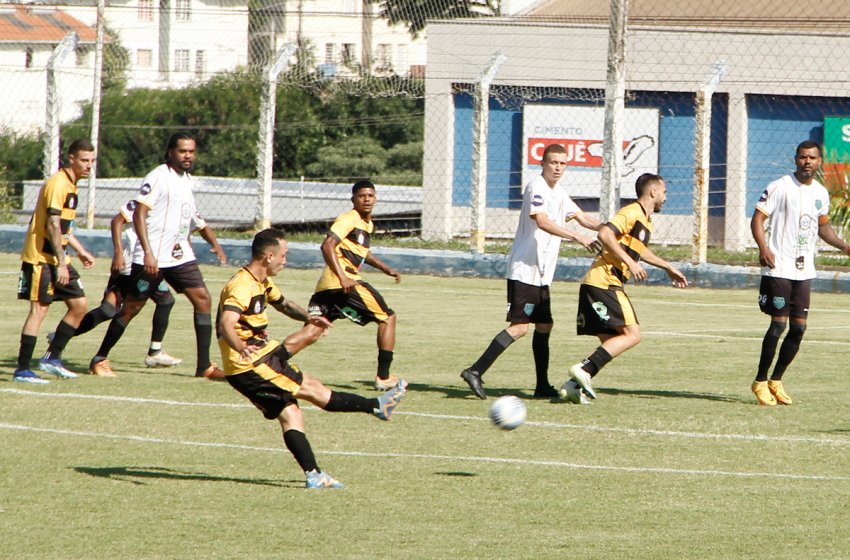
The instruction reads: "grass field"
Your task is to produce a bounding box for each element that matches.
[2,252,849,560]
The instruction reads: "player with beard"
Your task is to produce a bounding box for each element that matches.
[560,173,688,403]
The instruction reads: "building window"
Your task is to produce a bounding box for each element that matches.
[195,50,206,77]
[174,49,190,72]
[137,49,153,68]
[25,47,33,69]
[138,0,154,21]
[376,43,392,69]
[342,43,355,65]
[324,43,335,64]
[175,0,191,22]
[75,46,88,67]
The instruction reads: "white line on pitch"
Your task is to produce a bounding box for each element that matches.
[643,330,850,346]
[3,388,849,446]
[1,422,847,482]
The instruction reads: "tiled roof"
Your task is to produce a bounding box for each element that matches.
[0,5,98,43]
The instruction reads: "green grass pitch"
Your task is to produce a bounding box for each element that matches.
[1,253,849,559]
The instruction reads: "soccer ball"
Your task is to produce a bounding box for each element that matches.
[559,380,588,405]
[489,395,527,431]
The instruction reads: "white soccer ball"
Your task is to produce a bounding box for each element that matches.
[489,395,527,431]
[560,380,584,404]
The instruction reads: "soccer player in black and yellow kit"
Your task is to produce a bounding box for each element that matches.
[13,139,96,384]
[217,228,407,489]
[306,179,403,390]
[560,173,688,403]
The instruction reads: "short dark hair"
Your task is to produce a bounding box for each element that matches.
[352,179,375,195]
[67,138,94,156]
[796,140,822,158]
[635,173,664,197]
[164,131,195,161]
[251,228,285,259]
[542,143,566,162]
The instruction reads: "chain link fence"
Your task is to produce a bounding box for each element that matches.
[2,0,850,262]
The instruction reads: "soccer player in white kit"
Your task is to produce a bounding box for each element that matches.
[460,143,602,399]
[750,140,850,405]
[88,132,228,379]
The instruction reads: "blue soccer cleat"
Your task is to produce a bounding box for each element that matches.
[13,369,50,385]
[374,378,408,421]
[38,358,79,379]
[305,469,345,489]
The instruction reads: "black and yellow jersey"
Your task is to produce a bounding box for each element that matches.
[216,267,285,375]
[582,202,653,290]
[315,209,373,291]
[21,169,79,266]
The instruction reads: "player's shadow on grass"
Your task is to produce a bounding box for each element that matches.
[599,387,741,403]
[74,466,300,488]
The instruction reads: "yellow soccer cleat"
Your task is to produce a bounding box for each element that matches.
[89,358,117,378]
[768,380,793,405]
[751,381,776,406]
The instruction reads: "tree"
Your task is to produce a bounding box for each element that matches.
[371,0,500,38]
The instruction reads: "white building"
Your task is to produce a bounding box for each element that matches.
[0,4,97,133]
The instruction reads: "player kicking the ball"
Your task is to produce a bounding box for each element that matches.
[560,173,688,404]
[217,228,407,489]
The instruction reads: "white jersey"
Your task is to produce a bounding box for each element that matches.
[507,174,581,286]
[117,200,141,276]
[133,164,207,269]
[755,173,829,280]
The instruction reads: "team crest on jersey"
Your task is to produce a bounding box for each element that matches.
[773,296,786,309]
[137,279,150,292]
[532,194,544,207]
[758,190,768,203]
[357,232,365,245]
[524,303,535,316]
[815,199,823,210]
[126,200,137,212]
[592,301,610,321]
[253,300,263,314]
[638,229,646,242]
[140,183,151,195]
[66,193,78,209]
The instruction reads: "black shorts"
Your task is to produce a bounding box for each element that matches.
[226,346,304,420]
[106,272,173,306]
[125,261,206,299]
[308,282,394,325]
[758,277,811,319]
[18,262,86,303]
[505,279,553,324]
[576,284,638,336]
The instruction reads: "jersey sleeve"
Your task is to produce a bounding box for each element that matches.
[607,206,634,237]
[135,172,162,209]
[118,199,136,222]
[329,211,357,242]
[527,180,548,216]
[563,194,582,221]
[220,282,250,315]
[754,180,781,217]
[266,278,284,305]
[42,175,67,215]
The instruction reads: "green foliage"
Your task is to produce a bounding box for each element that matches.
[0,128,42,182]
[58,72,423,182]
[305,135,386,180]
[102,25,131,92]
[372,0,501,37]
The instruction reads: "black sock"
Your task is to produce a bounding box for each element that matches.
[471,329,515,376]
[17,334,37,372]
[194,312,212,375]
[43,320,77,360]
[96,316,129,359]
[324,391,378,413]
[377,349,393,380]
[532,330,551,388]
[150,299,174,352]
[771,324,806,381]
[75,301,118,337]
[581,346,613,377]
[757,321,785,382]
[283,429,318,473]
